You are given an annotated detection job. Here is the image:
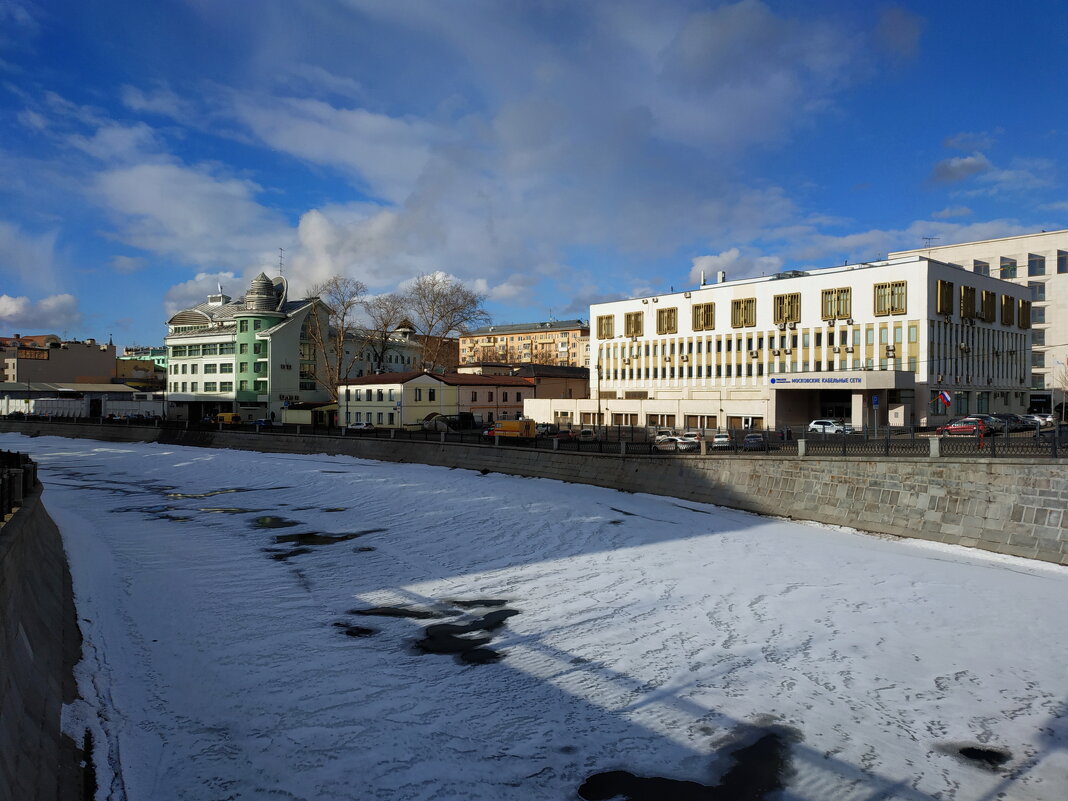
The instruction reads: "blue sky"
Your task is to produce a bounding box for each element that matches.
[2,0,1067,349]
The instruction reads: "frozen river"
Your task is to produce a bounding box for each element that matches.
[5,433,1068,801]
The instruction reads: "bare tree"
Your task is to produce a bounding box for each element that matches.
[404,273,490,372]
[302,276,367,401]
[360,293,412,373]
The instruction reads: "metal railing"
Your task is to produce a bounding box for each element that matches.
[0,451,37,520]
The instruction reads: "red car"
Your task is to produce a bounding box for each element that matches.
[937,418,988,436]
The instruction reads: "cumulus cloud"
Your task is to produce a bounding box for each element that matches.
[120,84,194,120]
[0,293,81,330]
[110,255,146,273]
[163,271,239,317]
[69,121,160,162]
[689,248,784,284]
[944,130,997,152]
[0,220,60,289]
[929,153,992,183]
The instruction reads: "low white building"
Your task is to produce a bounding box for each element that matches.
[525,255,1032,431]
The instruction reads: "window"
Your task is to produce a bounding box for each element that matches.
[239,320,248,333]
[187,345,201,357]
[414,388,422,401]
[202,344,218,356]
[180,382,186,392]
[624,311,643,337]
[502,392,508,402]
[471,391,477,401]
[874,281,906,316]
[731,297,756,328]
[1033,329,1045,346]
[1029,281,1046,302]
[1001,295,1015,325]
[1059,251,1068,274]
[934,280,956,315]
[190,364,198,374]
[908,325,918,343]
[820,288,851,320]
[190,382,198,392]
[692,302,714,331]
[656,307,677,335]
[1032,351,1044,368]
[1032,306,1045,324]
[253,362,265,374]
[239,343,248,354]
[1000,257,1017,279]
[428,388,436,401]
[1028,254,1046,276]
[377,412,383,424]
[220,363,233,373]
[170,345,187,358]
[219,382,233,392]
[973,260,989,277]
[239,380,248,391]
[487,392,493,401]
[597,315,615,339]
[377,389,384,401]
[253,342,263,355]
[515,392,522,402]
[219,343,235,355]
[1019,299,1032,329]
[959,285,977,318]
[981,291,997,322]
[773,293,801,324]
[253,319,262,330]
[204,382,217,392]
[203,364,217,374]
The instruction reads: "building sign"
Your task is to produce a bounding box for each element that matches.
[770,377,861,385]
[17,348,49,360]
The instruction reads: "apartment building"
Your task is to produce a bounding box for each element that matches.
[164,273,422,421]
[459,320,589,367]
[890,229,1068,414]
[1,335,116,384]
[524,255,1032,431]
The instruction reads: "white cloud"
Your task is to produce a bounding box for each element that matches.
[931,205,972,220]
[0,292,80,330]
[110,255,146,274]
[69,122,160,162]
[929,153,992,184]
[163,271,239,317]
[689,248,783,284]
[944,130,997,152]
[0,220,60,289]
[120,84,193,120]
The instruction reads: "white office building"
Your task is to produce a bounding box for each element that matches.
[524,255,1032,431]
[890,229,1068,415]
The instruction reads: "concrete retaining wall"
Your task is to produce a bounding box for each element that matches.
[0,482,85,801]
[3,420,1067,565]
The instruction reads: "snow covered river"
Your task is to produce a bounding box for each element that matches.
[5,434,1067,801]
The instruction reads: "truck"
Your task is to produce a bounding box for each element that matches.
[484,419,537,440]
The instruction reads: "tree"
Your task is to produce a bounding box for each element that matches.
[404,273,490,372]
[360,293,412,373]
[303,276,367,401]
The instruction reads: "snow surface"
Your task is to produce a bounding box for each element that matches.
[4,433,1068,801]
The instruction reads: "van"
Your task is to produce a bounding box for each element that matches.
[216,412,242,425]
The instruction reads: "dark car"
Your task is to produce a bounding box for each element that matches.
[937,417,988,436]
[742,433,776,451]
[1034,423,1068,440]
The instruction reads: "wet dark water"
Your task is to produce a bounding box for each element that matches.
[333,621,377,638]
[579,725,799,801]
[274,529,385,546]
[414,608,520,665]
[958,745,1012,769]
[251,516,301,528]
[350,607,448,620]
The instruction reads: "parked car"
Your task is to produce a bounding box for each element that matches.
[969,414,1004,433]
[937,417,988,436]
[710,433,733,449]
[741,432,773,451]
[653,429,675,442]
[654,436,699,452]
[253,418,274,427]
[807,419,853,434]
[577,429,597,441]
[1019,414,1046,427]
[346,421,375,431]
[680,431,703,441]
[1034,423,1068,440]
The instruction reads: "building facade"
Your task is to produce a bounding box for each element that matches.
[459,320,589,367]
[890,229,1068,414]
[1,336,116,384]
[524,255,1032,431]
[164,274,424,421]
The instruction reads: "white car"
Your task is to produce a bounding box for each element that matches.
[808,419,853,434]
[346,421,375,430]
[653,429,675,442]
[654,436,698,452]
[711,433,733,449]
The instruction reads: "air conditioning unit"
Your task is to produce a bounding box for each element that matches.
[684,291,691,298]
[987,378,993,385]
[787,322,797,329]
[622,358,630,364]
[884,346,896,357]
[937,374,944,382]
[663,356,671,363]
[771,349,780,356]
[642,299,649,304]
[777,322,786,330]
[832,346,841,353]
[680,355,689,362]
[749,350,759,358]
[845,318,854,325]
[784,348,793,355]
[845,346,854,353]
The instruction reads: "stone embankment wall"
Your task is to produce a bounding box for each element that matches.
[3,420,1067,565]
[0,474,84,801]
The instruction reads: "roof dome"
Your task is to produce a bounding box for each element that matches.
[245,272,277,311]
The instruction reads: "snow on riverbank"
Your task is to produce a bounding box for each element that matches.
[5,433,1067,801]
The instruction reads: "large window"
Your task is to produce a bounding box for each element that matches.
[973,260,989,277]
[981,290,997,322]
[1018,299,1032,329]
[596,315,614,339]
[959,285,977,318]
[730,298,756,328]
[821,288,851,320]
[1059,251,1067,274]
[874,281,906,316]
[692,302,715,331]
[773,293,801,324]
[1000,257,1017,279]
[936,280,954,315]
[1029,281,1046,301]
[624,311,643,337]
[1028,254,1046,276]
[1001,295,1015,325]
[656,307,678,335]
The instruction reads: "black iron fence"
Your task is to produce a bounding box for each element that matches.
[0,451,37,519]
[2,416,1066,460]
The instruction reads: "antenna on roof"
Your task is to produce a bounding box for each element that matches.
[279,247,285,276]
[922,236,940,249]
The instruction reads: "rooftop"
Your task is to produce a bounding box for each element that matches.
[466,319,588,336]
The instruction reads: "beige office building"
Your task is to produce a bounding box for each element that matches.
[891,229,1068,414]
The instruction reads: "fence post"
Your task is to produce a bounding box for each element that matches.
[929,437,940,458]
[798,439,807,457]
[620,441,626,456]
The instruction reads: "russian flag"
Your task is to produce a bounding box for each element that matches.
[938,390,952,406]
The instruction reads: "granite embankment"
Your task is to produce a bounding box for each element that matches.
[3,420,1067,565]
[0,456,86,801]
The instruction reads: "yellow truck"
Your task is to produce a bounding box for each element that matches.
[485,419,537,440]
